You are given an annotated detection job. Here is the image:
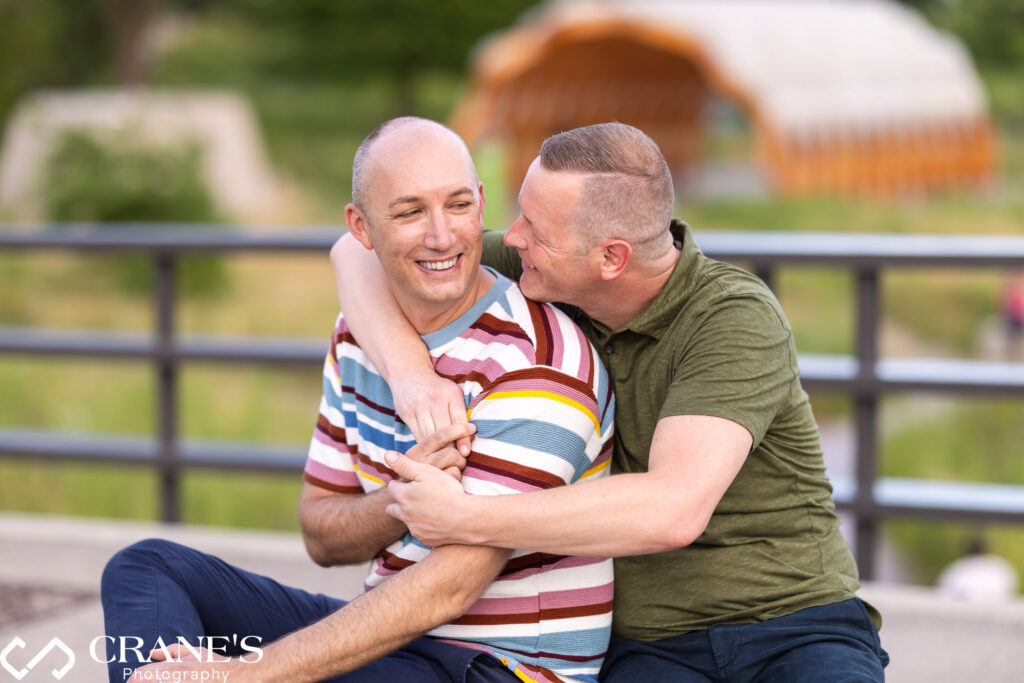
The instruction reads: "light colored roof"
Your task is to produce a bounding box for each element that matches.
[474,0,987,136]
[453,0,996,196]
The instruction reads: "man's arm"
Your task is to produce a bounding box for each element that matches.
[297,484,404,566]
[254,543,512,681]
[387,413,752,557]
[330,234,468,442]
[135,543,512,683]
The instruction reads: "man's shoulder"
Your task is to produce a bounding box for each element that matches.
[488,281,603,375]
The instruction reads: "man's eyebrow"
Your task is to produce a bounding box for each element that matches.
[387,195,421,209]
[386,187,475,209]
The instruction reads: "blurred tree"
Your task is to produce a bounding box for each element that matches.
[105,0,164,85]
[899,0,1024,68]
[0,0,110,122]
[937,0,1024,68]
[220,0,541,112]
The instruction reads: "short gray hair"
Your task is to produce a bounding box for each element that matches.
[539,122,674,261]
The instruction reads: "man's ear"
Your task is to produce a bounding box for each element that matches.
[596,239,632,281]
[345,204,374,250]
[477,181,487,225]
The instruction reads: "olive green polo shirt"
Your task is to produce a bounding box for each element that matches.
[482,221,875,640]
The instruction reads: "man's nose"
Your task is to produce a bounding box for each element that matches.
[504,217,526,248]
[424,211,457,251]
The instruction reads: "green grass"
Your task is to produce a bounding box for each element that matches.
[882,398,1024,583]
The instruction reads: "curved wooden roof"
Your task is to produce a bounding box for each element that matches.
[451,0,997,196]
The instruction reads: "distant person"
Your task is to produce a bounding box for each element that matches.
[1004,276,1024,357]
[937,538,1019,602]
[332,122,890,682]
[100,117,614,683]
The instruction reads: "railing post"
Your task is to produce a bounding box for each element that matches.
[755,265,775,292]
[154,251,180,523]
[854,267,880,579]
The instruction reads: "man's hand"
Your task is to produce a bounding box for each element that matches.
[385,451,474,547]
[402,422,476,481]
[394,370,472,456]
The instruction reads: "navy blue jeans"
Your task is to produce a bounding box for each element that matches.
[599,598,888,682]
[100,539,517,683]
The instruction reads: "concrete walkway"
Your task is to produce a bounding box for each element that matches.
[1,512,1022,682]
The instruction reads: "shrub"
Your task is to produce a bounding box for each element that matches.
[42,129,225,296]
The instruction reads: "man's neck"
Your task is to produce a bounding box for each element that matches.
[402,269,497,335]
[584,248,680,331]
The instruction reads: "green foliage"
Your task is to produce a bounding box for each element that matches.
[0,0,109,123]
[220,0,539,81]
[45,129,216,222]
[42,129,225,295]
[926,0,1024,70]
[158,0,539,114]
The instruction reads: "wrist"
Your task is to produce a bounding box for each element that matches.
[456,494,490,545]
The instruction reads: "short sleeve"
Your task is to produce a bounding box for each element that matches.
[481,229,524,282]
[303,315,362,494]
[659,293,796,447]
[462,368,613,496]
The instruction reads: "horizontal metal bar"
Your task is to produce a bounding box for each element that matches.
[0,428,158,462]
[0,327,325,365]
[7,331,1018,395]
[4,226,1024,268]
[833,476,1024,524]
[0,429,305,472]
[699,231,1024,268]
[183,442,306,472]
[0,225,339,252]
[798,354,1024,395]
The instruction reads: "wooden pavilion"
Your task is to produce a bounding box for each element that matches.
[450,0,998,197]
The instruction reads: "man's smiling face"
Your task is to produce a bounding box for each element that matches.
[351,124,486,331]
[504,157,593,309]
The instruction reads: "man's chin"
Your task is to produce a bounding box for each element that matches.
[518,277,552,303]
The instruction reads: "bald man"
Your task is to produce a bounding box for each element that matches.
[99,118,614,683]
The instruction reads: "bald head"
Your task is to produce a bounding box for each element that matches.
[351,117,477,211]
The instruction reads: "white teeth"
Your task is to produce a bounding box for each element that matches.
[420,257,457,271]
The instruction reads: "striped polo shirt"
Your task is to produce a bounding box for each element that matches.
[304,271,615,682]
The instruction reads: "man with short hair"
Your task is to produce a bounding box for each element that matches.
[331,121,890,682]
[101,117,614,683]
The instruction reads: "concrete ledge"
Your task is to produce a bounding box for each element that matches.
[1,513,1022,682]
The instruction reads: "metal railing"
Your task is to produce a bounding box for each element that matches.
[3,224,1024,580]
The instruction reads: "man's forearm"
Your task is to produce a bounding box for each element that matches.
[298,486,406,566]
[331,234,433,384]
[391,414,751,557]
[252,544,510,681]
[451,472,704,557]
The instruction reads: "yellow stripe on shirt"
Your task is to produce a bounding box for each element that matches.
[469,390,601,437]
[353,461,385,486]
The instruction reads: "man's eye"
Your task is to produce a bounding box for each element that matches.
[397,209,420,218]
[451,202,471,210]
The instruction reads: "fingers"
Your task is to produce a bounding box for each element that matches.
[448,398,472,456]
[443,466,462,481]
[419,445,466,472]
[415,413,437,444]
[385,450,421,481]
